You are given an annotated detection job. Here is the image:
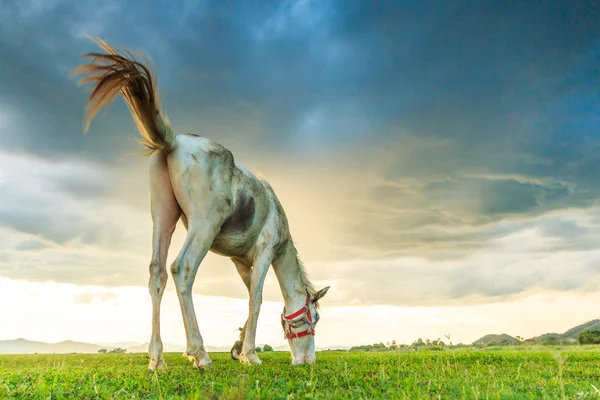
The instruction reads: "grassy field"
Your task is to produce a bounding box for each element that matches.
[1,347,600,399]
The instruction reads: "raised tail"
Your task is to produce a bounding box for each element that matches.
[72,36,174,155]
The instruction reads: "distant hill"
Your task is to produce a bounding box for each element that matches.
[0,339,108,354]
[562,319,600,339]
[530,319,600,342]
[6,319,598,355]
[529,333,561,341]
[472,318,600,345]
[472,334,516,345]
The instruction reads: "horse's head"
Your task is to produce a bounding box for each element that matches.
[281,286,330,364]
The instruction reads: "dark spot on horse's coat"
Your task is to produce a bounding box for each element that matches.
[269,194,290,260]
[207,150,219,159]
[223,149,234,165]
[190,154,199,163]
[205,146,234,168]
[226,198,232,206]
[220,193,255,234]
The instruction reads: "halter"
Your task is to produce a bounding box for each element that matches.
[281,290,315,340]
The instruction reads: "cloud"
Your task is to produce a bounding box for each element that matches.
[1,0,600,307]
[0,152,126,243]
[314,211,600,307]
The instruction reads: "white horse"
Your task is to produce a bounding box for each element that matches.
[73,37,330,369]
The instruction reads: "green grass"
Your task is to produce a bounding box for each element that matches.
[1,348,600,399]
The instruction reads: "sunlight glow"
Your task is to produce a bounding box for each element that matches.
[1,277,598,349]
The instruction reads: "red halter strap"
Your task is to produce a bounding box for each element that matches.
[281,291,315,340]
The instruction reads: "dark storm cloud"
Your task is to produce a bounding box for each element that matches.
[1,0,600,304]
[2,0,598,163]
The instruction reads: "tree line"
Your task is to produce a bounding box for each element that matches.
[348,328,600,352]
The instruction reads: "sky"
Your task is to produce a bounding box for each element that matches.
[1,0,600,349]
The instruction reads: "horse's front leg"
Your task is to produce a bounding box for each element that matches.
[239,254,271,365]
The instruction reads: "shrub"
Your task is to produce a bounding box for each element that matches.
[578,329,600,345]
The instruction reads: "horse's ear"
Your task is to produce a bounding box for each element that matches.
[313,286,330,302]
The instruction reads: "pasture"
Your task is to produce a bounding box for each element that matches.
[1,347,600,399]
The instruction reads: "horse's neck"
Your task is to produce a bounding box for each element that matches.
[273,242,311,314]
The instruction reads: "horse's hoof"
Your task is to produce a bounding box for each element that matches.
[239,351,262,365]
[193,358,212,369]
[148,357,166,371]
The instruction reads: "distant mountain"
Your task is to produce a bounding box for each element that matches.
[529,333,560,342]
[472,318,600,345]
[10,319,598,355]
[562,319,600,339]
[0,339,108,354]
[472,334,516,345]
[528,319,600,342]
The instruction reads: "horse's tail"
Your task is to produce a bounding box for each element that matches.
[72,36,175,155]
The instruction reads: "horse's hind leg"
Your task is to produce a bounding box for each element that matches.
[230,258,251,360]
[148,153,180,371]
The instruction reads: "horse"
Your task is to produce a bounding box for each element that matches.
[72,37,330,370]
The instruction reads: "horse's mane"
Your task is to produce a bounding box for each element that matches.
[291,245,320,309]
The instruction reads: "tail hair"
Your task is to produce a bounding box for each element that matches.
[72,36,174,154]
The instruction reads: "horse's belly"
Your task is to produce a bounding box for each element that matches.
[210,231,256,259]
